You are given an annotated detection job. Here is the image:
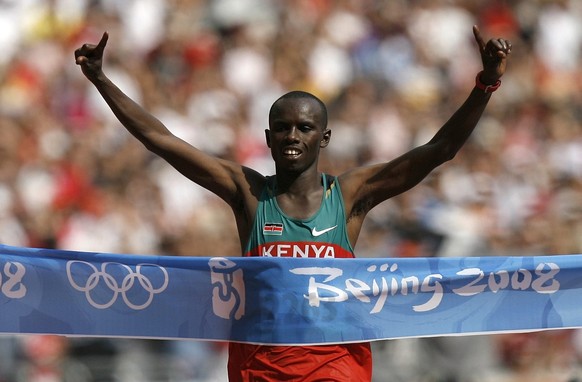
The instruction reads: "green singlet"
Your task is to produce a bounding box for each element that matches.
[243,174,355,258]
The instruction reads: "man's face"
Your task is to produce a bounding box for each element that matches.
[266,97,330,173]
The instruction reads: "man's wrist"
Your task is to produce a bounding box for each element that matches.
[89,71,108,86]
[475,71,501,93]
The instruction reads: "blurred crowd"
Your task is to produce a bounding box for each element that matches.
[1,0,582,380]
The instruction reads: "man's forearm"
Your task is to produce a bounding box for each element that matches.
[429,86,493,160]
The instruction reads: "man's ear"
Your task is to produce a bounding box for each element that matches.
[265,129,271,148]
[320,129,331,148]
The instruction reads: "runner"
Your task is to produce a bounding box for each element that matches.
[75,25,511,381]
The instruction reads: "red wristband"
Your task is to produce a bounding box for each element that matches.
[475,71,501,93]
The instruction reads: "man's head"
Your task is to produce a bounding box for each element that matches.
[266,91,331,173]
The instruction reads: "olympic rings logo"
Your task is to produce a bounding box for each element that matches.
[66,261,169,310]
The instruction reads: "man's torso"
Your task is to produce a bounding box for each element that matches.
[229,174,372,381]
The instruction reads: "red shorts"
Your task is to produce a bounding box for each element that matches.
[228,342,372,381]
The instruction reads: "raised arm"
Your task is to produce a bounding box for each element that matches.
[74,32,261,205]
[340,26,511,239]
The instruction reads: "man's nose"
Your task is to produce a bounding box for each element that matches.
[285,126,300,142]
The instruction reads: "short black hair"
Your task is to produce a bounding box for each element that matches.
[269,90,328,128]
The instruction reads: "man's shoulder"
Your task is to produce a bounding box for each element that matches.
[228,166,268,213]
[236,166,268,192]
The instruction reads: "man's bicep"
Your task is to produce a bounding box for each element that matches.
[341,144,444,210]
[151,133,244,202]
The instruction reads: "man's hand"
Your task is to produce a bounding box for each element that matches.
[74,32,109,81]
[473,25,511,85]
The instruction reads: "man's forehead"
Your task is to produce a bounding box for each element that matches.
[268,92,328,128]
[271,97,322,117]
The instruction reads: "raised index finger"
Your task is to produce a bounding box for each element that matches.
[95,32,109,55]
[472,25,486,51]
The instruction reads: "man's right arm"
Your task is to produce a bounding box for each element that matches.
[74,32,260,204]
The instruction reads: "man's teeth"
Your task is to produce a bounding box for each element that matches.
[284,149,300,155]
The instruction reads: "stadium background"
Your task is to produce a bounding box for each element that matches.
[1,0,582,381]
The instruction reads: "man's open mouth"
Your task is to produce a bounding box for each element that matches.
[283,148,302,158]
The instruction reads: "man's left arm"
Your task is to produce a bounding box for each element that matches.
[340,26,511,217]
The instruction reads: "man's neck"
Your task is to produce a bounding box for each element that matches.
[273,170,324,219]
[274,170,322,196]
